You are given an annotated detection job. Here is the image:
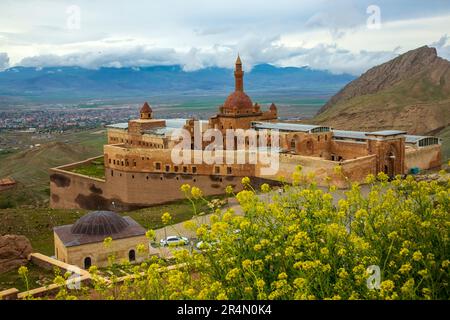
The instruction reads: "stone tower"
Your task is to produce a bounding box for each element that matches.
[140,102,152,120]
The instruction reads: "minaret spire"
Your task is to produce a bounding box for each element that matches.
[234,54,244,92]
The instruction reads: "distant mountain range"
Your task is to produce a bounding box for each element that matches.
[0,64,354,103]
[313,46,450,135]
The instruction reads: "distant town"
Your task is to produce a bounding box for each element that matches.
[0,105,138,132]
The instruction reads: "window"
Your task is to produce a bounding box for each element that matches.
[84,257,92,269]
[214,166,220,174]
[129,250,136,262]
[109,159,111,164]
[111,170,114,176]
[183,166,188,173]
[113,160,116,165]
[155,162,161,171]
[227,167,232,175]
[174,166,179,173]
[318,136,321,142]
[133,161,136,167]
[192,166,197,174]
[165,165,170,172]
[325,135,328,141]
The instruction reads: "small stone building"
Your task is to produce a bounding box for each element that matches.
[53,211,148,269]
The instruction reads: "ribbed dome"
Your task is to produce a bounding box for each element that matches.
[223,91,253,111]
[71,211,129,236]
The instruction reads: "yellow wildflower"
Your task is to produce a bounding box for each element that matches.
[412,251,423,262]
[161,212,172,225]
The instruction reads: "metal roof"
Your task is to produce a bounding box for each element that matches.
[106,122,128,129]
[404,135,433,143]
[333,130,368,140]
[252,122,330,133]
[367,130,407,136]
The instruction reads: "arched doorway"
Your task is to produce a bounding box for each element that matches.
[129,249,136,262]
[84,257,92,269]
[290,135,298,153]
[305,140,313,155]
[383,147,397,178]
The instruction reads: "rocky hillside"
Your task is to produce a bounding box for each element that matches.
[313,46,450,135]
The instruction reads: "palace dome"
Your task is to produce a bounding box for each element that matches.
[223,91,253,111]
[71,211,130,236]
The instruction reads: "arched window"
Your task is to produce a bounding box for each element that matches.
[129,250,136,262]
[84,257,92,269]
[290,139,296,150]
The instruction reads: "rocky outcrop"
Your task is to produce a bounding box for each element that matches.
[0,235,33,274]
[314,46,450,135]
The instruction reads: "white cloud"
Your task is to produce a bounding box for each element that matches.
[0,1,449,74]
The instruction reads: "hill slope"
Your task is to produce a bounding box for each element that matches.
[313,46,450,135]
[0,130,106,205]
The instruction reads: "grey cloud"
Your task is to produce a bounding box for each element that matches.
[0,53,9,71]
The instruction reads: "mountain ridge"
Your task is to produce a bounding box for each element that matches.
[0,64,354,103]
[313,46,450,135]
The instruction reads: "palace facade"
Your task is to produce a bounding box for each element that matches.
[50,56,442,211]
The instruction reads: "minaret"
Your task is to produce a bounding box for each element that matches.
[234,54,244,92]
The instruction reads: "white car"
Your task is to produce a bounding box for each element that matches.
[160,236,189,247]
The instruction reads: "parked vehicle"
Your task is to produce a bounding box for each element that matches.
[160,236,189,247]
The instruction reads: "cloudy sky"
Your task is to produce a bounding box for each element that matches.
[0,0,449,74]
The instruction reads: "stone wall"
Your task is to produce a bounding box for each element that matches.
[341,155,377,184]
[405,145,442,172]
[55,233,149,269]
[50,157,107,210]
[330,140,370,160]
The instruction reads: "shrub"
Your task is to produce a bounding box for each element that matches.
[57,173,450,300]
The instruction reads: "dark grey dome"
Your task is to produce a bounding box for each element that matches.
[71,211,129,236]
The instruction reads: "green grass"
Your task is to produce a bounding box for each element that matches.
[0,263,56,292]
[0,198,211,256]
[438,126,450,162]
[70,158,105,179]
